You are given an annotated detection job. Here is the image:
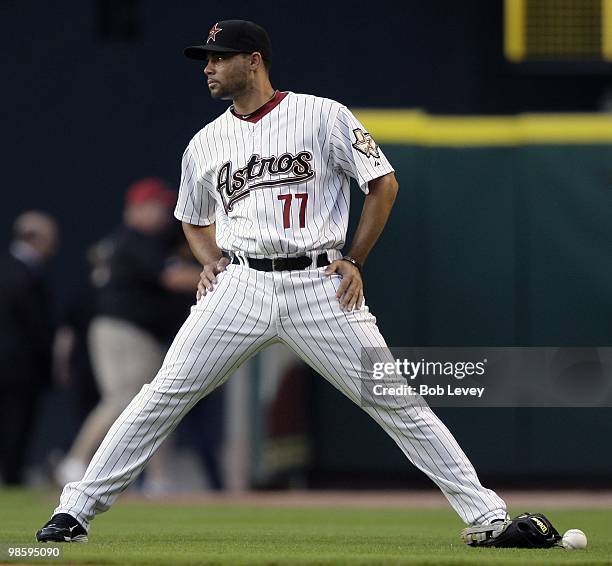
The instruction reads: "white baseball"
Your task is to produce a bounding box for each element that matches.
[562,529,587,550]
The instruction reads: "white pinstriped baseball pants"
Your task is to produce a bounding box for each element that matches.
[56,261,506,530]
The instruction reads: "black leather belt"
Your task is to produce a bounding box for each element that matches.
[231,253,330,271]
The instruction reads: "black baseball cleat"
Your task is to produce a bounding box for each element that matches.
[36,513,88,543]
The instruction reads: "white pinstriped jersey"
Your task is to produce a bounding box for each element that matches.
[174,92,394,258]
[57,98,508,534]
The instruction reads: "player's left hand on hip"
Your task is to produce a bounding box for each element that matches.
[325,260,363,311]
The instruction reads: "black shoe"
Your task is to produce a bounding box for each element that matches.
[36,513,88,543]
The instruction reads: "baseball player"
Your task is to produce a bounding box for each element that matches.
[36,19,559,549]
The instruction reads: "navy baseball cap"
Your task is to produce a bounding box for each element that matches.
[184,20,272,62]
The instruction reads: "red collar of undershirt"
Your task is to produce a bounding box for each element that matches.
[230,91,288,123]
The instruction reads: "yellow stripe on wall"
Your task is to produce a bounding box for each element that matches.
[603,0,612,60]
[352,109,612,146]
[504,0,526,62]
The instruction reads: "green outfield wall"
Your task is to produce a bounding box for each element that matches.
[311,113,612,483]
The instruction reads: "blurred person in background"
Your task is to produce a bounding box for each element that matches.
[53,245,105,428]
[0,211,59,485]
[54,179,199,487]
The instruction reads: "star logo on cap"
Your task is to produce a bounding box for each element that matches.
[207,23,222,44]
[352,128,380,159]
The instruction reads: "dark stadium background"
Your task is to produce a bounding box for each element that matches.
[2,0,612,488]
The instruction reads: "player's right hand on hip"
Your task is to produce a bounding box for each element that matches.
[197,256,230,300]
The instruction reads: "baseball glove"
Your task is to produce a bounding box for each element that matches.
[461,512,562,548]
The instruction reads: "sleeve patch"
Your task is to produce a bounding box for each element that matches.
[351,128,381,159]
